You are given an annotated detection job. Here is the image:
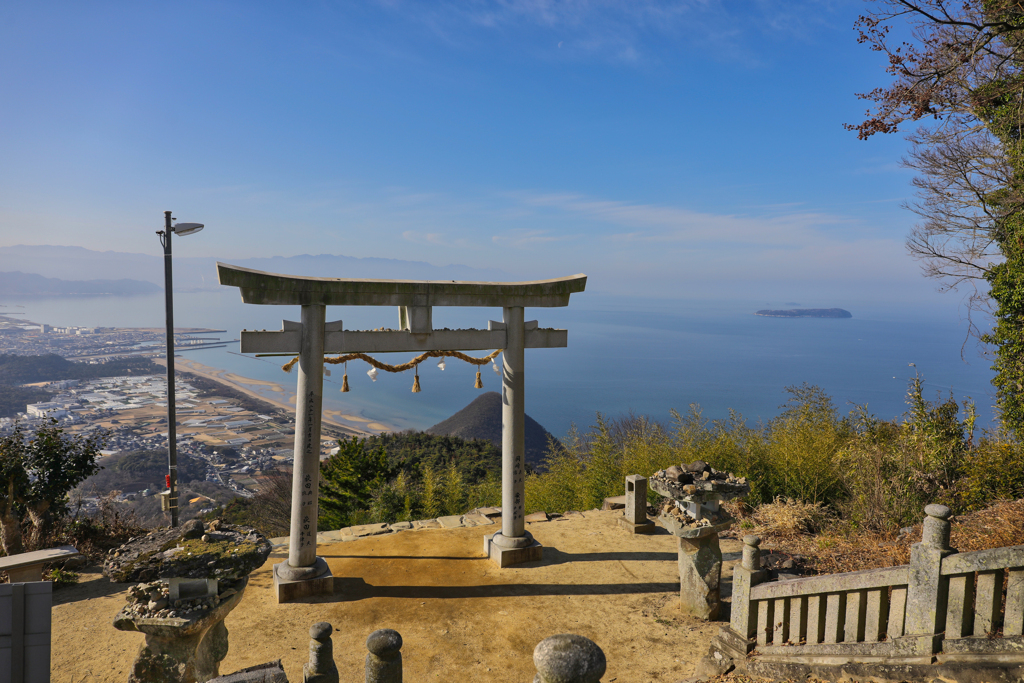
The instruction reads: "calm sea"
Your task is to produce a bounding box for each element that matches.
[0,291,999,437]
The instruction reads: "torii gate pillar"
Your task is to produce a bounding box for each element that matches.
[484,305,542,565]
[275,303,333,594]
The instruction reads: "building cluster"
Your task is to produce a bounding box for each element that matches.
[0,316,227,359]
[2,373,301,514]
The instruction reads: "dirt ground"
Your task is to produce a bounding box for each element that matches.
[50,510,742,683]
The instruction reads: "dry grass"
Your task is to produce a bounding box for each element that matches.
[949,499,1024,553]
[755,498,1024,576]
[741,497,833,541]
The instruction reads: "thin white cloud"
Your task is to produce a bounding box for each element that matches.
[402,230,447,246]
[375,0,846,65]
[491,229,572,247]
[515,191,854,247]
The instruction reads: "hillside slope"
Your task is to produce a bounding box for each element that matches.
[425,391,559,469]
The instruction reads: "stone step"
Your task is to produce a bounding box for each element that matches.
[437,515,466,529]
[463,512,494,526]
[602,495,627,510]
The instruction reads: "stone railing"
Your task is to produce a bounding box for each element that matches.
[210,624,607,683]
[710,505,1024,682]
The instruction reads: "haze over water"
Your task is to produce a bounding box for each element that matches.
[2,291,997,438]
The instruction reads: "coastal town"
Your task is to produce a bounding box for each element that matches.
[0,310,352,518]
[0,309,230,358]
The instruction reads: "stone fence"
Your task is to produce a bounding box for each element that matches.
[210,624,606,683]
[709,504,1024,682]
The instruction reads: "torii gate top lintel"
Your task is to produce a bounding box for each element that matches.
[216,262,587,308]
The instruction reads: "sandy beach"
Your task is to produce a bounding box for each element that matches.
[157,357,390,436]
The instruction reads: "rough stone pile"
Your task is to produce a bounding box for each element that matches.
[117,576,246,621]
[649,461,748,500]
[103,519,272,584]
[658,500,729,528]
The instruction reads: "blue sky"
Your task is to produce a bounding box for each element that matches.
[1,1,949,305]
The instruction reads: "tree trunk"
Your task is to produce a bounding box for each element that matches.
[0,505,23,556]
[25,501,50,551]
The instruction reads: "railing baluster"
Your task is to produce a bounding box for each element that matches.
[788,596,807,644]
[773,598,789,644]
[945,574,974,639]
[864,588,889,642]
[1006,569,1024,636]
[974,569,1005,637]
[806,595,825,644]
[824,593,846,643]
[757,600,774,646]
[887,586,907,639]
[844,589,866,643]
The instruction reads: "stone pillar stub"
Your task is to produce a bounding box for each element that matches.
[303,621,338,683]
[678,534,724,621]
[365,629,402,683]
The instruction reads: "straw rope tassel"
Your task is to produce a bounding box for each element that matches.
[341,362,349,392]
[412,366,421,393]
[474,370,483,389]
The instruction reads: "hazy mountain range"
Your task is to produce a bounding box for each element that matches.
[0,271,160,296]
[0,245,510,294]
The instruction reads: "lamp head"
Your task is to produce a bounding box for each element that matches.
[172,222,204,236]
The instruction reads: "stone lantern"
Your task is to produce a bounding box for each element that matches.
[104,519,272,683]
[649,461,749,620]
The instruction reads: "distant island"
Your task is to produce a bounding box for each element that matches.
[755,308,852,319]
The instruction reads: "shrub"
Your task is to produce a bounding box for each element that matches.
[44,567,79,588]
[948,435,1024,512]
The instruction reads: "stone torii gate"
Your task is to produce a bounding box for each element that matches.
[217,263,586,602]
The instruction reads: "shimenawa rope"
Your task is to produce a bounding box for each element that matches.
[282,349,502,392]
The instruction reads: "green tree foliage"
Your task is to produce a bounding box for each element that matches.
[316,432,504,528]
[0,354,159,384]
[419,464,444,520]
[319,436,397,529]
[768,384,850,505]
[980,73,1024,435]
[837,377,977,530]
[0,385,53,419]
[0,419,104,554]
[361,431,502,482]
[523,381,989,531]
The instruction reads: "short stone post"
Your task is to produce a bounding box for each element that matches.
[902,504,955,662]
[365,629,402,683]
[617,475,655,534]
[727,536,764,647]
[533,634,606,683]
[303,622,338,683]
